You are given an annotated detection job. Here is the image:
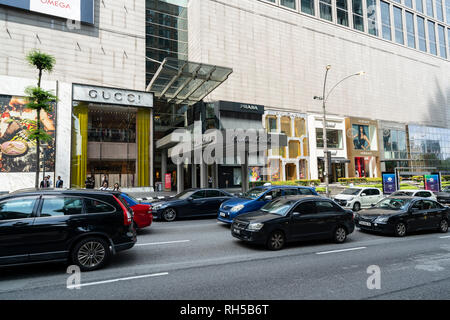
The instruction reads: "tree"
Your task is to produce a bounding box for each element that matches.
[25,50,56,188]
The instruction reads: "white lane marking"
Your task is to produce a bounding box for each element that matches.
[316,247,367,255]
[136,240,190,247]
[68,272,169,289]
[439,235,450,239]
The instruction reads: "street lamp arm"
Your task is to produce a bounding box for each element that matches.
[325,73,361,103]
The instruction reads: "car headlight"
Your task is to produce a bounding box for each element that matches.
[375,216,389,223]
[230,205,244,213]
[152,204,164,210]
[247,223,264,231]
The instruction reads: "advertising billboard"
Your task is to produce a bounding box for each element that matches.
[0,0,94,24]
[382,172,398,195]
[424,173,441,193]
[0,95,56,173]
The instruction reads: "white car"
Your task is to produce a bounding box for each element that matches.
[388,190,437,201]
[333,187,383,211]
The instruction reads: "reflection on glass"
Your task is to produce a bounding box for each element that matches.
[320,0,333,21]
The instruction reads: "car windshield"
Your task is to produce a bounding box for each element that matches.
[174,190,196,200]
[391,191,414,196]
[342,188,361,196]
[376,198,411,210]
[242,188,267,199]
[125,194,139,204]
[260,199,296,216]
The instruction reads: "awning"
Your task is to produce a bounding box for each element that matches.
[146,58,233,105]
[318,157,351,164]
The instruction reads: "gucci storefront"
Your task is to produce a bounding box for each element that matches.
[71,84,154,189]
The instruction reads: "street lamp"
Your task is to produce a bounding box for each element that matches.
[314,66,365,198]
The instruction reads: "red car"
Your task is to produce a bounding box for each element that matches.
[120,193,153,229]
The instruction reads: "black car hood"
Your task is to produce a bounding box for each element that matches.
[236,210,282,223]
[358,208,403,217]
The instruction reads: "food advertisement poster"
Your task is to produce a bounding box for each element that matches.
[0,95,56,173]
[249,167,262,182]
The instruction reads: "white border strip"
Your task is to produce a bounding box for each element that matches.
[316,247,367,255]
[68,272,169,289]
[136,240,191,247]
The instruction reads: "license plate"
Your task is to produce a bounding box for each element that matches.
[359,221,372,227]
[233,228,240,234]
[220,212,226,217]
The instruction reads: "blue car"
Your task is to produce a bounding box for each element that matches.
[218,185,319,224]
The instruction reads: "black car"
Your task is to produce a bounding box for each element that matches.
[354,196,449,237]
[437,186,450,206]
[0,189,137,271]
[231,195,355,250]
[151,189,234,222]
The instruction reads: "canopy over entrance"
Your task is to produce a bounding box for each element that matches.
[146,58,233,105]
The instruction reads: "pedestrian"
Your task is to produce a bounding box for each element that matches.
[85,176,95,189]
[47,175,53,188]
[55,176,64,188]
[40,176,49,188]
[100,181,109,191]
[208,176,213,188]
[101,174,109,188]
[112,183,120,192]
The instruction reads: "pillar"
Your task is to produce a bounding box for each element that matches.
[161,149,167,190]
[177,163,184,194]
[191,163,197,188]
[200,161,207,188]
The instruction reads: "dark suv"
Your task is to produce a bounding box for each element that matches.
[0,189,137,271]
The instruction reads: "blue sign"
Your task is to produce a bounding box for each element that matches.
[0,0,94,24]
[424,173,441,193]
[382,172,398,195]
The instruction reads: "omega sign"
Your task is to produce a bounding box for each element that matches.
[73,84,153,108]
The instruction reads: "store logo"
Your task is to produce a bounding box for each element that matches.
[240,104,259,111]
[88,90,142,105]
[30,0,81,21]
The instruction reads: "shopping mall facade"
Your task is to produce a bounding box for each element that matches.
[0,0,449,193]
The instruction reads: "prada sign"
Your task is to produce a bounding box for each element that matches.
[73,84,153,108]
[218,101,264,114]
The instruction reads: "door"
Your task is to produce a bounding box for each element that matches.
[407,200,429,231]
[203,190,229,215]
[187,190,208,216]
[290,200,320,240]
[28,196,84,262]
[315,200,344,236]
[360,189,372,207]
[421,200,441,229]
[0,196,39,265]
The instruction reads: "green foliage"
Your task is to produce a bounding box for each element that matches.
[24,86,57,113]
[249,180,320,188]
[26,50,56,73]
[315,187,326,193]
[338,177,381,185]
[27,128,53,143]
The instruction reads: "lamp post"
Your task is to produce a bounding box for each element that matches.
[314,66,365,198]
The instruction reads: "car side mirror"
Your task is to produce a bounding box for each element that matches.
[361,193,367,197]
[265,195,273,201]
[187,197,194,201]
[371,204,375,208]
[292,212,301,217]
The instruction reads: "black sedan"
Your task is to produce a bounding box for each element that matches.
[354,196,449,237]
[231,195,355,250]
[437,186,450,206]
[151,189,234,221]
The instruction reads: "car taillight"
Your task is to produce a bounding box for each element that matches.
[113,195,132,226]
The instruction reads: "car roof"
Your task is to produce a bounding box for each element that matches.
[3,188,120,199]
[277,195,324,201]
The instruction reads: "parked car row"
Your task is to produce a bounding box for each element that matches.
[0,185,448,271]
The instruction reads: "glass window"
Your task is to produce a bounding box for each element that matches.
[426,0,434,16]
[84,198,115,214]
[301,0,315,15]
[394,7,404,44]
[405,11,416,48]
[436,0,444,20]
[205,190,221,197]
[41,197,84,217]
[191,190,206,199]
[283,188,299,196]
[294,118,307,137]
[367,0,378,35]
[417,16,427,51]
[289,141,301,158]
[416,0,424,12]
[404,0,413,8]
[381,1,392,41]
[448,29,450,57]
[316,129,343,149]
[447,0,450,22]
[281,0,297,9]
[293,201,317,214]
[336,0,349,26]
[299,188,314,195]
[428,21,437,55]
[266,116,278,133]
[267,189,283,200]
[438,25,447,58]
[316,201,338,212]
[320,0,333,21]
[0,197,37,221]
[281,117,292,137]
[353,0,365,31]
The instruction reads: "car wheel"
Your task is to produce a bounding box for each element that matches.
[438,219,448,233]
[394,222,407,237]
[162,208,177,222]
[353,202,361,212]
[266,230,285,251]
[71,237,111,272]
[333,226,347,243]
